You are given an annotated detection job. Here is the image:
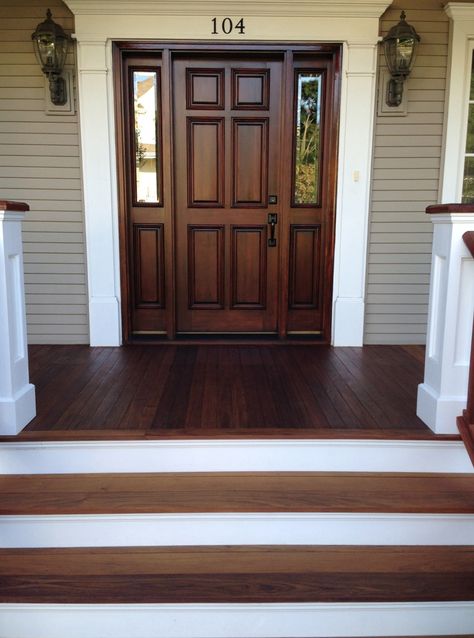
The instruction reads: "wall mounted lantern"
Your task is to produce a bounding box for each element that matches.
[382,11,420,107]
[31,9,71,106]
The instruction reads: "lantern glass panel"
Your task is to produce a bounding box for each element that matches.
[396,36,416,74]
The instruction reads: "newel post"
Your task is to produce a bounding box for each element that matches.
[0,201,36,434]
[417,204,474,433]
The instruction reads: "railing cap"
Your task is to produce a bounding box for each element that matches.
[427,203,474,214]
[0,200,29,212]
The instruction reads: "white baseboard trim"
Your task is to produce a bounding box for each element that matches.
[1,439,472,474]
[1,602,473,637]
[2,512,474,548]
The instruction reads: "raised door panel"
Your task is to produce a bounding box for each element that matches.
[231,226,267,309]
[187,118,224,207]
[232,119,268,207]
[289,225,321,309]
[133,224,165,308]
[186,68,225,109]
[187,226,225,309]
[231,69,270,109]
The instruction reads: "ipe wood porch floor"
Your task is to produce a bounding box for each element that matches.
[7,343,446,440]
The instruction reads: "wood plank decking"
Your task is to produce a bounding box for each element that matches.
[12,344,437,438]
[1,472,473,515]
[2,546,473,603]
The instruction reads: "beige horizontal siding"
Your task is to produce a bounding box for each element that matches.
[0,0,88,345]
[364,2,448,345]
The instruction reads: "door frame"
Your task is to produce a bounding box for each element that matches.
[64,0,389,346]
[114,42,341,342]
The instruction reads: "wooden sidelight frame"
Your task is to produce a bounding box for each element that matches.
[114,42,341,343]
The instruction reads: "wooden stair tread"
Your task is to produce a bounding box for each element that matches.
[1,472,473,515]
[1,546,473,603]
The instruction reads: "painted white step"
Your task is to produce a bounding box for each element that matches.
[1,439,472,474]
[1,602,473,638]
[2,512,474,548]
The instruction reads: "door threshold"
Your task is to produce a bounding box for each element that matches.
[129,333,327,345]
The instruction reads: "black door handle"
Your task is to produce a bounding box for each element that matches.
[268,213,277,247]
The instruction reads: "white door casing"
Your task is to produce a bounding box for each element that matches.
[63,0,391,346]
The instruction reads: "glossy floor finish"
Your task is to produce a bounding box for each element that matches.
[18,344,434,438]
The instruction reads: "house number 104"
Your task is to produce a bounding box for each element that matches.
[211,17,246,35]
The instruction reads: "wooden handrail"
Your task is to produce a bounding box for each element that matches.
[457,231,474,464]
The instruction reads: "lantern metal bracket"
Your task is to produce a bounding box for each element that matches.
[47,72,67,106]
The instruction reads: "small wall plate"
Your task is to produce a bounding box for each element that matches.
[377,69,408,117]
[44,69,75,115]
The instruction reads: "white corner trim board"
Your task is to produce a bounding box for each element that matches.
[1,602,473,638]
[0,439,472,474]
[62,0,390,346]
[2,513,474,548]
[0,208,36,435]
[442,2,474,202]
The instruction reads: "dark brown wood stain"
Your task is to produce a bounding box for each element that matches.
[13,344,436,437]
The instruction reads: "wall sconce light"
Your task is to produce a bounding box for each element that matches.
[382,11,420,107]
[31,9,71,106]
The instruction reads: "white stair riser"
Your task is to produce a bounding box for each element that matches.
[1,440,472,474]
[2,513,474,548]
[1,602,473,638]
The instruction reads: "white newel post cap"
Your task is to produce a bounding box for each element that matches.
[0,200,36,435]
[417,203,474,434]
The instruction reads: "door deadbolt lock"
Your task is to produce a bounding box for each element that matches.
[268,213,278,247]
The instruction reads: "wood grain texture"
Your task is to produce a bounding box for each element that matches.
[14,344,435,434]
[1,546,473,603]
[0,200,29,211]
[1,472,473,515]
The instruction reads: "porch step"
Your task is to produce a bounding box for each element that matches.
[1,546,473,604]
[1,471,474,515]
[1,438,472,473]
[1,471,473,548]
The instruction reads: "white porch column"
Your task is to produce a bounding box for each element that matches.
[0,201,36,435]
[417,204,474,434]
[76,38,121,346]
[332,43,378,346]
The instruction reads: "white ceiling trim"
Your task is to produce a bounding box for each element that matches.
[63,0,391,18]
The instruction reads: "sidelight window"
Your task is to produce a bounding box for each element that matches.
[132,69,162,205]
[462,52,474,203]
[293,71,322,206]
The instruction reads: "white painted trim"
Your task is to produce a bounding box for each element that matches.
[63,0,391,346]
[1,439,472,474]
[0,207,36,434]
[417,212,474,433]
[2,512,474,548]
[66,1,392,18]
[441,3,474,202]
[1,602,473,637]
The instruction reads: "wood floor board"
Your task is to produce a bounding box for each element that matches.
[1,472,473,515]
[13,344,434,435]
[1,546,473,603]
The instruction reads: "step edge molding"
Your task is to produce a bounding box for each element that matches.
[1,439,472,474]
[1,601,473,638]
[2,512,474,547]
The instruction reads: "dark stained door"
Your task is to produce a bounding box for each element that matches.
[173,55,283,334]
[118,45,340,341]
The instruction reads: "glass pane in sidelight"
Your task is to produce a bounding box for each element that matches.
[294,72,321,205]
[462,157,474,203]
[466,104,474,154]
[133,71,160,204]
[470,51,474,101]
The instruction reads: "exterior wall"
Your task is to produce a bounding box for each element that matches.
[0,0,89,344]
[364,0,448,345]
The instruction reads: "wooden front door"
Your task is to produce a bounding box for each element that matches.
[117,44,340,341]
[173,55,282,334]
